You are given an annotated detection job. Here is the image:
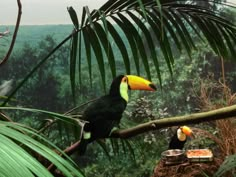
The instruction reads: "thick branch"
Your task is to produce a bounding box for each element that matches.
[59,104,236,157]
[0,0,22,66]
[111,104,236,138]
[47,104,236,174]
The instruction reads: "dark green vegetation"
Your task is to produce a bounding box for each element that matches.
[1,0,236,176]
[1,25,236,176]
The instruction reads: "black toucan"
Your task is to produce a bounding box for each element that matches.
[78,75,156,155]
[168,126,193,149]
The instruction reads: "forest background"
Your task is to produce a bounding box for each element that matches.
[1,1,236,177]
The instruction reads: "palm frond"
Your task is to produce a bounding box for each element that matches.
[0,106,82,125]
[2,0,236,105]
[0,121,84,177]
[214,154,236,177]
[70,0,236,89]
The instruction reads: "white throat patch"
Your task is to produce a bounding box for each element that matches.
[120,82,129,102]
[177,128,186,141]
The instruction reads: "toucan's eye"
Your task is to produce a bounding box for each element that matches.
[123,77,128,83]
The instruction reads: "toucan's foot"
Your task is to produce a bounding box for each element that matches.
[109,127,119,136]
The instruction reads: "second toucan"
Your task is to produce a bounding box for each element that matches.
[168,126,194,149]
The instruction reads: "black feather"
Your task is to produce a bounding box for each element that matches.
[168,132,186,149]
[78,75,127,155]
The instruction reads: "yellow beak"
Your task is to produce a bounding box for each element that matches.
[126,75,156,91]
[181,126,194,137]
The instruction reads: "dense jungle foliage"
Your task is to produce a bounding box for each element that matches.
[1,1,236,177]
[1,20,236,177]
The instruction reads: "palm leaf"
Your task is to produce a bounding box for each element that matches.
[106,20,131,74]
[0,106,81,125]
[214,154,236,177]
[93,22,116,78]
[0,121,84,177]
[68,7,79,101]
[85,26,106,90]
[127,11,162,83]
[3,0,236,104]
[65,0,236,88]
[111,15,140,75]
[117,12,151,79]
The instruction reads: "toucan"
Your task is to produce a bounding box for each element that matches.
[168,126,193,149]
[78,75,156,155]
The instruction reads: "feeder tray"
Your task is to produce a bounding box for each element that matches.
[186,149,213,162]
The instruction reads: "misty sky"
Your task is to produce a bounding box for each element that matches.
[1,0,236,25]
[1,0,107,25]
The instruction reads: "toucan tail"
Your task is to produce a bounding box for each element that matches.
[78,138,89,155]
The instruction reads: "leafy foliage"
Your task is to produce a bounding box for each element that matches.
[68,0,236,89]
[214,154,236,177]
[0,120,83,177]
[1,1,236,177]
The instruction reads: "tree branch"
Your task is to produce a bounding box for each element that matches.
[47,104,236,174]
[59,104,236,157]
[111,104,236,138]
[0,0,22,66]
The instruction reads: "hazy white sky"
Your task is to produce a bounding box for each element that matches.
[1,0,236,25]
[1,0,107,25]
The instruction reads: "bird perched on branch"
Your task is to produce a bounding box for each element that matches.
[168,126,194,150]
[78,75,156,155]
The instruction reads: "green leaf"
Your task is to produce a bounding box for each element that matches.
[135,10,162,85]
[85,26,106,91]
[0,134,50,177]
[154,0,164,39]
[205,20,229,58]
[169,8,196,54]
[106,20,131,74]
[69,32,78,102]
[180,12,204,42]
[98,0,120,14]
[127,11,160,82]
[146,10,173,75]
[117,13,151,80]
[84,6,94,26]
[214,154,236,177]
[137,0,148,20]
[0,121,84,177]
[111,15,140,75]
[0,107,79,125]
[162,8,193,58]
[67,7,79,99]
[78,31,82,87]
[67,6,79,29]
[93,22,116,78]
[192,16,220,55]
[82,28,92,85]
[81,7,87,27]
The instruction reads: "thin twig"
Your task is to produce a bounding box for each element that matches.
[0,0,22,66]
[64,98,98,115]
[0,112,13,122]
[47,141,80,172]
